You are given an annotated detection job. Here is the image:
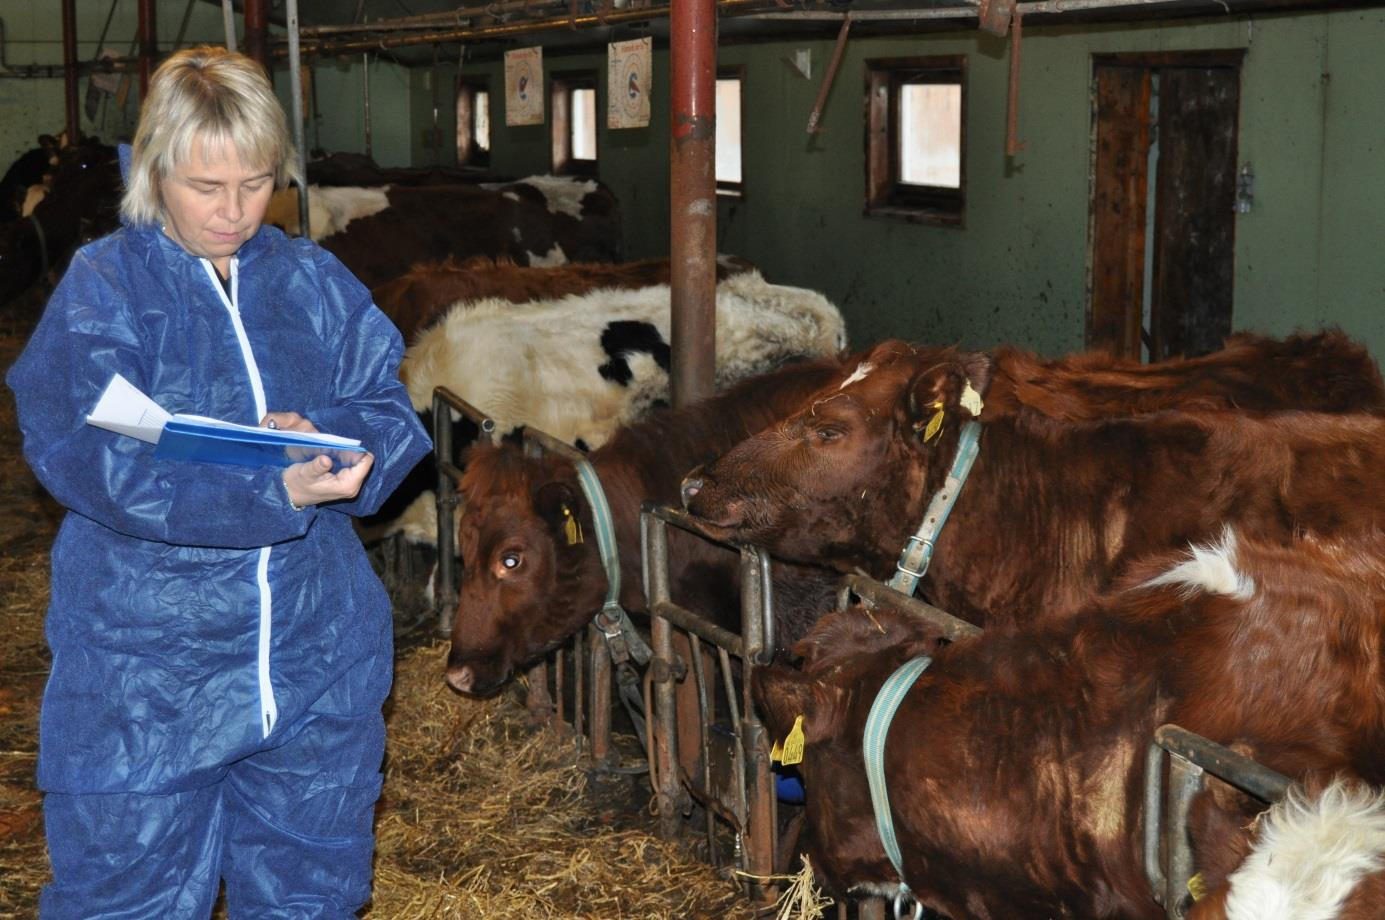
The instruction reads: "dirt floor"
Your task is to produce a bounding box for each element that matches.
[0,292,825,919]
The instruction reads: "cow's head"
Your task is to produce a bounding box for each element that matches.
[753,605,947,897]
[682,340,992,574]
[445,443,605,696]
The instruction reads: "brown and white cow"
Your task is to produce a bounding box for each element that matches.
[1186,779,1385,920]
[445,357,846,696]
[264,175,622,288]
[752,529,1385,917]
[682,333,1385,628]
[371,253,756,343]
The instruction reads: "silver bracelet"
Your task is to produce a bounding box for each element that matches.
[282,474,305,512]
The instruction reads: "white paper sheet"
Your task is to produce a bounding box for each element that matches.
[85,373,171,444]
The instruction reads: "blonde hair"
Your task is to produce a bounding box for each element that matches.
[121,46,303,226]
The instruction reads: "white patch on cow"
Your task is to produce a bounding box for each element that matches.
[525,244,568,267]
[398,270,846,544]
[20,184,46,216]
[511,226,523,243]
[513,174,598,218]
[265,184,391,240]
[839,361,875,390]
[1141,528,1255,600]
[1223,780,1385,920]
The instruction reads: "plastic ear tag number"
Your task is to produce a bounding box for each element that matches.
[562,505,583,545]
[1187,872,1208,902]
[780,715,806,766]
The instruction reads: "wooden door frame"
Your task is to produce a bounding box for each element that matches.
[1085,49,1245,358]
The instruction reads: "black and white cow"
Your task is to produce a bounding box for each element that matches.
[366,269,847,548]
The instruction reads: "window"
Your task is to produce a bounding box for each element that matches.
[716,69,744,196]
[551,73,598,175]
[456,79,491,168]
[866,56,966,224]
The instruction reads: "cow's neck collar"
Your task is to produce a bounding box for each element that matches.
[572,457,651,667]
[886,419,983,598]
[863,655,934,919]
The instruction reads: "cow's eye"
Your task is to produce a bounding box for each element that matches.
[497,551,523,575]
[813,427,844,444]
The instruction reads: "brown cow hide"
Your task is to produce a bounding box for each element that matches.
[753,529,1385,917]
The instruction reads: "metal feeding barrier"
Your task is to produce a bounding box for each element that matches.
[430,386,625,769]
[641,503,779,897]
[1144,724,1291,919]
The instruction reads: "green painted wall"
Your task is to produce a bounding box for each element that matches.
[451,9,1385,360]
[0,1,413,168]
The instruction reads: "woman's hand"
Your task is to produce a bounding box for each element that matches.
[263,413,372,508]
[282,452,374,508]
[261,411,317,434]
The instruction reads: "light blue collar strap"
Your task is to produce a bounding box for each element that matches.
[572,458,651,666]
[864,655,933,900]
[887,420,983,597]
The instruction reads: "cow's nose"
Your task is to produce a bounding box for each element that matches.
[680,474,704,509]
[446,664,475,694]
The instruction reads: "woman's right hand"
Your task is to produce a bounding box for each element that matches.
[282,452,374,508]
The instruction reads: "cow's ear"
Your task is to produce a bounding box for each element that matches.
[533,480,582,535]
[900,350,993,443]
[752,666,846,748]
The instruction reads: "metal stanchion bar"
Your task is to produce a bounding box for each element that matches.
[838,573,983,640]
[1144,724,1290,916]
[641,503,779,897]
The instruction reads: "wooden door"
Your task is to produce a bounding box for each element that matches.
[1089,54,1242,360]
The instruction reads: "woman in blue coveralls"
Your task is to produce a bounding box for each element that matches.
[6,47,431,917]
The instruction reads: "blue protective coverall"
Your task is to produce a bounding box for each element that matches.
[6,193,432,917]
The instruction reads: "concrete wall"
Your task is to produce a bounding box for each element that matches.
[0,1,413,168]
[450,9,1385,360]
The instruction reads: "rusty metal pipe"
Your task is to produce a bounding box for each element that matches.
[138,0,156,97]
[806,13,852,134]
[243,0,269,76]
[281,1,761,59]
[61,0,80,143]
[669,0,718,408]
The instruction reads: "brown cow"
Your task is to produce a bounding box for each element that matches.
[371,253,756,342]
[265,176,621,288]
[752,529,1385,917]
[445,357,844,696]
[1186,779,1385,920]
[682,332,1385,628]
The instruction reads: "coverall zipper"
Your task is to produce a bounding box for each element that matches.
[202,257,279,738]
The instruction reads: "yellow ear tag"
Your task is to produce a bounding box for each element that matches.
[923,405,946,443]
[780,715,806,766]
[769,738,784,762]
[1186,872,1208,902]
[562,506,583,546]
[960,380,985,418]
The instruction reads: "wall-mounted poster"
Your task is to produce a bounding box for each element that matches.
[607,37,652,129]
[504,47,544,127]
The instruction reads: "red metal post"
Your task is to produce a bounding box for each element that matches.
[669,0,718,409]
[138,0,157,98]
[244,0,271,76]
[61,0,80,143]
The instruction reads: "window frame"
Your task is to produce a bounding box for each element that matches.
[865,55,967,226]
[551,71,599,177]
[716,65,746,198]
[455,76,491,169]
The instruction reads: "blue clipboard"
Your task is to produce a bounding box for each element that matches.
[155,418,367,470]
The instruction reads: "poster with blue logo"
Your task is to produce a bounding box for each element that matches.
[504,46,544,127]
[607,37,651,129]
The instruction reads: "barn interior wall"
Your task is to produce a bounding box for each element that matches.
[447,8,1384,361]
[0,1,415,171]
